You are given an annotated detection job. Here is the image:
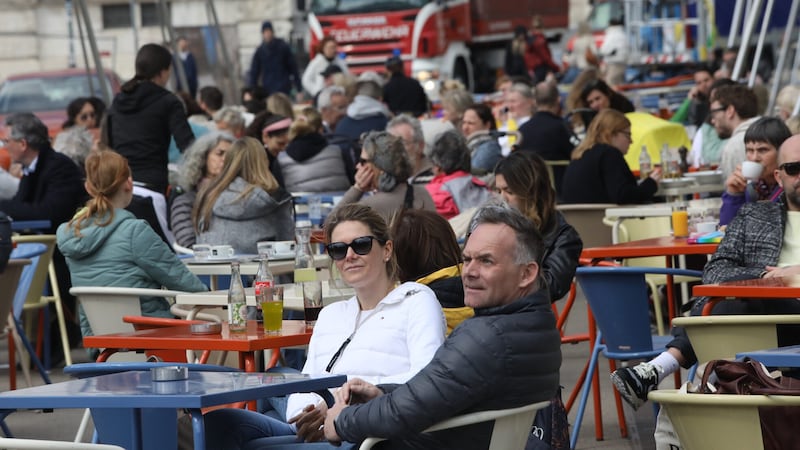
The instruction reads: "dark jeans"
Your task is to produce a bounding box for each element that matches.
[667,297,800,368]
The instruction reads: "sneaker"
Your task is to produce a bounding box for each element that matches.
[610,362,660,410]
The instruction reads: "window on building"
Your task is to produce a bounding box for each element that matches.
[141,3,170,27]
[101,4,132,29]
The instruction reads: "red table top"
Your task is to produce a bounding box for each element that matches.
[580,237,719,259]
[83,320,312,353]
[693,275,800,298]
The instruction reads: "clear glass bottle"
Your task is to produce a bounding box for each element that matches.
[639,145,651,180]
[227,262,247,332]
[294,220,317,295]
[252,252,274,320]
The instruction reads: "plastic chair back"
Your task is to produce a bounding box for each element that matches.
[576,266,702,357]
[672,315,800,365]
[357,400,550,450]
[9,243,47,319]
[0,437,124,449]
[648,390,800,450]
[556,203,617,248]
[0,259,30,329]
[70,287,188,336]
[11,235,56,314]
[616,216,672,267]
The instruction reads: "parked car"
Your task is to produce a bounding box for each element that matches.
[0,68,122,139]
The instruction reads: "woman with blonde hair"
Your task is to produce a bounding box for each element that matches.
[193,137,294,253]
[267,92,295,119]
[277,107,353,192]
[561,109,662,204]
[57,151,206,339]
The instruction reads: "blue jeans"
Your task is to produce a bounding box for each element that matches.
[204,408,355,450]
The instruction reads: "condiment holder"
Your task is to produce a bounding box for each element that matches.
[151,366,188,382]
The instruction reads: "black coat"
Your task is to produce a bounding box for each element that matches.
[106,81,194,193]
[517,111,576,193]
[382,73,429,117]
[541,212,583,302]
[0,146,85,233]
[334,288,561,449]
[561,143,658,204]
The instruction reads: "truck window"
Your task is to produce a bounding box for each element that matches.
[311,0,429,15]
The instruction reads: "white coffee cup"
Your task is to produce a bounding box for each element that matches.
[696,221,718,234]
[257,241,295,258]
[741,161,763,181]
[192,244,211,260]
[208,244,235,259]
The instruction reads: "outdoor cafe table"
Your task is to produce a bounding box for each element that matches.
[693,275,800,315]
[83,320,312,373]
[184,254,330,289]
[0,370,345,450]
[176,284,353,319]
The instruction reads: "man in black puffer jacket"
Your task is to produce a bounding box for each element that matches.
[323,204,562,449]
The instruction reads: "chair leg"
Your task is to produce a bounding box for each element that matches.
[565,358,591,413]
[74,408,92,443]
[7,332,15,391]
[48,261,73,366]
[646,279,666,336]
[608,360,628,439]
[570,333,603,450]
[13,317,50,384]
[10,319,32,388]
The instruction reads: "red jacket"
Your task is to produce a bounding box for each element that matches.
[524,31,560,74]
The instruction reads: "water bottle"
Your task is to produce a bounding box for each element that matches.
[639,145,651,180]
[227,262,247,332]
[294,220,317,295]
[660,144,673,179]
[252,252,274,320]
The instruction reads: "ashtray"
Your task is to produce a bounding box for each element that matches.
[151,366,189,382]
[190,323,222,335]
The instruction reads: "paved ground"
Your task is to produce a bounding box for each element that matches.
[0,292,676,449]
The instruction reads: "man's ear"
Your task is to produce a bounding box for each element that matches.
[519,261,540,289]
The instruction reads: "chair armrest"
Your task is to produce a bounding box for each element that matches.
[70,287,190,299]
[122,315,207,329]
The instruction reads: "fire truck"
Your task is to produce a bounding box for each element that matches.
[306,0,567,93]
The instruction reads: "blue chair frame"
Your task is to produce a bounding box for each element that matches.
[8,243,51,386]
[569,266,702,449]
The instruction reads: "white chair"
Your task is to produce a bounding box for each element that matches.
[357,400,550,450]
[649,390,800,450]
[556,203,617,248]
[0,437,124,449]
[172,242,194,255]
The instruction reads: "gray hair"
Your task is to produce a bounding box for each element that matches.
[440,89,474,120]
[509,82,535,100]
[361,131,412,192]
[356,80,382,99]
[468,203,544,267]
[213,106,246,130]
[52,126,93,168]
[177,131,236,191]
[429,129,470,174]
[318,85,347,110]
[6,113,49,151]
[386,114,424,145]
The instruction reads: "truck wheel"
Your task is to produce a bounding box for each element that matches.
[453,58,470,91]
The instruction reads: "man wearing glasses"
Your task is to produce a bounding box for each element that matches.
[321,205,561,448]
[709,84,760,181]
[613,134,800,411]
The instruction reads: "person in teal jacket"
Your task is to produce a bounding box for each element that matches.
[57,151,207,340]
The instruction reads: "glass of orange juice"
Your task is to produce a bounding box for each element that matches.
[671,203,689,238]
[259,285,284,334]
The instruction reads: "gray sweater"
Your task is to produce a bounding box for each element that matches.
[197,177,294,254]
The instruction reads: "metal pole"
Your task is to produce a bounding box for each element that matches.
[748,0,774,88]
[205,0,240,103]
[727,0,744,49]
[766,0,799,114]
[74,0,112,105]
[731,0,763,82]
[74,0,96,98]
[158,0,189,94]
[66,0,75,68]
[129,0,139,51]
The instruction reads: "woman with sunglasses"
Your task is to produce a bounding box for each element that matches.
[335,131,435,224]
[204,203,445,449]
[562,109,662,204]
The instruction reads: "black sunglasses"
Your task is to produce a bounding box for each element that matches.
[779,162,800,176]
[326,236,384,260]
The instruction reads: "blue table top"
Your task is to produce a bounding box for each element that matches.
[0,371,346,410]
[10,220,51,231]
[738,344,800,369]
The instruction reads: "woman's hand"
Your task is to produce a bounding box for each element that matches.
[725,165,747,194]
[354,165,377,192]
[649,166,663,183]
[762,265,800,278]
[289,402,328,442]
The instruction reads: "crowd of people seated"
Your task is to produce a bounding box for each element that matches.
[6,31,800,448]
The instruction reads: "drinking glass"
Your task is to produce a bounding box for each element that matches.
[302,281,323,327]
[259,285,284,334]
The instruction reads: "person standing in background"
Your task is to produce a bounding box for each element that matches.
[175,36,198,98]
[248,21,302,102]
[302,36,348,98]
[600,16,629,87]
[526,15,561,83]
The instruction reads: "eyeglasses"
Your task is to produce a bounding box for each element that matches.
[618,131,632,140]
[779,161,800,176]
[709,106,727,115]
[326,236,384,260]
